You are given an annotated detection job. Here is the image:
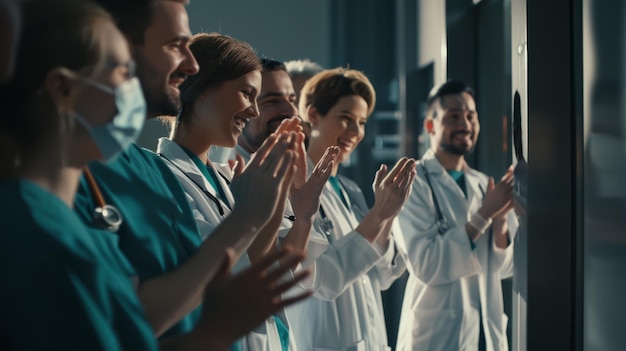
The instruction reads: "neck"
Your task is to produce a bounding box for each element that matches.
[237,135,256,155]
[173,125,212,165]
[433,148,465,171]
[20,156,83,208]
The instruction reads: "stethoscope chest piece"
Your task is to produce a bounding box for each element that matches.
[320,217,334,237]
[93,204,123,232]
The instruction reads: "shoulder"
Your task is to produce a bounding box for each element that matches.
[465,166,489,184]
[212,162,234,181]
[336,174,362,193]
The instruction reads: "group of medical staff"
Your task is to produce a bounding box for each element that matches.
[0,0,517,350]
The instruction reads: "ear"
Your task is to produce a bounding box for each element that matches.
[424,116,435,134]
[307,106,321,127]
[43,68,74,106]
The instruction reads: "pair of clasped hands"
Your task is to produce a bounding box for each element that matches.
[197,118,418,348]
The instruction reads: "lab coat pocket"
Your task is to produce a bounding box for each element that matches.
[241,330,269,351]
[412,309,461,350]
[501,313,509,333]
[498,313,510,350]
[345,339,367,351]
[312,339,367,351]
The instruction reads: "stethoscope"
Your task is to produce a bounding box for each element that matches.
[315,177,361,238]
[158,153,230,217]
[317,205,335,237]
[84,166,123,232]
[420,163,486,235]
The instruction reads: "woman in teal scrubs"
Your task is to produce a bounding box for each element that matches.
[0,1,307,350]
[0,1,156,349]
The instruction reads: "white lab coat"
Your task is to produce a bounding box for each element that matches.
[395,149,518,351]
[283,157,407,351]
[156,138,297,351]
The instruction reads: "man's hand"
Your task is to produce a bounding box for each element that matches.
[370,157,417,220]
[230,133,297,229]
[479,168,513,220]
[195,248,312,349]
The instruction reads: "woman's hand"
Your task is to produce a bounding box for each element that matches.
[274,117,307,190]
[370,157,417,220]
[290,146,338,221]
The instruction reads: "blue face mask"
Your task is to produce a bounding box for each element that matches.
[73,77,146,162]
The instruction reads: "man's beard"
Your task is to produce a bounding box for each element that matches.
[440,133,475,156]
[242,116,289,152]
[135,55,182,117]
[241,126,270,153]
[155,88,181,117]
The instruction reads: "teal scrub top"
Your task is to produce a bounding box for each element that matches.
[0,179,157,351]
[73,144,203,338]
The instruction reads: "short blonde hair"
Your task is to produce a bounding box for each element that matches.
[298,67,376,121]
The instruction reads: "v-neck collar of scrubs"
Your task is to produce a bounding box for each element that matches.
[328,175,350,210]
[447,169,467,198]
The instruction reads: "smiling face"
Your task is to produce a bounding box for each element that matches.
[426,92,480,156]
[188,70,261,148]
[308,94,369,164]
[132,0,199,118]
[238,69,298,153]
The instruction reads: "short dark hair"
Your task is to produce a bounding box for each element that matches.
[426,80,475,118]
[260,58,286,74]
[94,0,188,45]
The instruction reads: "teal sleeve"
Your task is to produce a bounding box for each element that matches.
[73,175,98,228]
[1,252,156,351]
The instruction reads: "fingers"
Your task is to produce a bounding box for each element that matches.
[249,134,279,168]
[269,269,311,296]
[218,249,234,279]
[488,177,495,191]
[260,134,294,175]
[274,117,301,135]
[295,131,306,154]
[263,252,304,283]
[311,146,338,177]
[397,165,417,191]
[274,149,295,181]
[274,290,314,310]
[240,248,292,276]
[232,154,245,178]
[205,249,234,293]
[383,157,409,184]
[373,164,388,189]
[397,158,416,185]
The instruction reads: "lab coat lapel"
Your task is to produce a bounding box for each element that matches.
[158,138,222,203]
[463,165,486,214]
[211,162,235,210]
[421,150,468,222]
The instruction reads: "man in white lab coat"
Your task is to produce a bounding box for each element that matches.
[396,80,518,351]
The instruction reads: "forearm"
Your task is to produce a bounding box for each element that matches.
[247,205,284,263]
[355,208,392,243]
[374,219,394,250]
[280,217,314,255]
[465,222,482,242]
[492,218,510,249]
[138,214,258,336]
